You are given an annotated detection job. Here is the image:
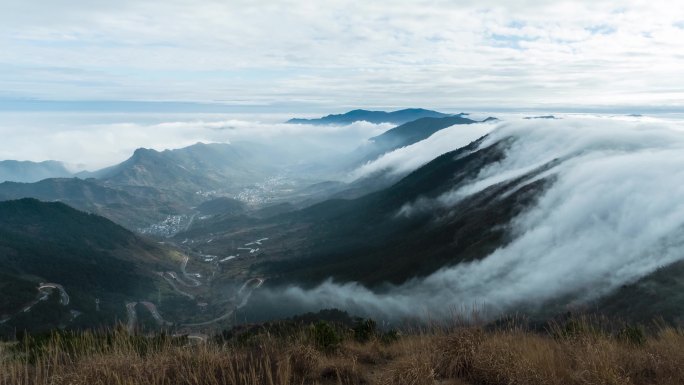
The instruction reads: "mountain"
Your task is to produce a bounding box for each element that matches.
[287,108,451,125]
[85,142,280,198]
[0,142,309,234]
[0,178,182,230]
[368,115,478,151]
[177,125,684,327]
[347,115,488,167]
[0,160,72,183]
[322,115,494,200]
[91,146,225,195]
[216,119,684,326]
[171,133,560,324]
[176,134,549,287]
[597,260,684,325]
[0,198,178,335]
[260,137,549,285]
[196,197,247,216]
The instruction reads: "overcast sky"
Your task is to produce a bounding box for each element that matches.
[1,0,683,111]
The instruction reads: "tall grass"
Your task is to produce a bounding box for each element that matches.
[1,318,683,385]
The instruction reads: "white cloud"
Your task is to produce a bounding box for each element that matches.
[0,1,683,108]
[349,120,497,180]
[0,112,391,170]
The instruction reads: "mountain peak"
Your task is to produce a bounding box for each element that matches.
[129,147,163,162]
[132,147,156,156]
[287,108,450,125]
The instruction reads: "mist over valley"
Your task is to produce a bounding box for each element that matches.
[3,109,684,336]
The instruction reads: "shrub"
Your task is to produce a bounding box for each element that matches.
[353,318,377,343]
[288,344,320,382]
[381,329,400,344]
[434,327,484,379]
[618,324,646,346]
[311,321,341,352]
[378,356,435,385]
[551,318,603,341]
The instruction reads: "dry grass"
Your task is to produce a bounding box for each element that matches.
[2,321,684,385]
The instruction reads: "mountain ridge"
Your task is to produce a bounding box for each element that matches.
[0,160,72,183]
[287,108,451,125]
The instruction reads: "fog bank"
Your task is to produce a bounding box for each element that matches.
[255,116,684,321]
[0,112,391,170]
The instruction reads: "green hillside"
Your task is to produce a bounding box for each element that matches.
[0,198,176,335]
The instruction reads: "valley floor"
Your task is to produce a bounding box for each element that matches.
[2,319,683,385]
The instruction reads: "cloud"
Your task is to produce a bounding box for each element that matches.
[255,116,684,320]
[1,1,683,108]
[348,120,497,180]
[0,113,391,170]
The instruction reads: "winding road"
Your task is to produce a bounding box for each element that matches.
[126,302,138,333]
[126,239,269,333]
[180,277,264,327]
[157,255,205,299]
[38,283,69,305]
[1,283,70,325]
[159,272,196,299]
[166,271,195,287]
[180,256,202,286]
[141,301,172,326]
[126,301,172,332]
[126,276,265,330]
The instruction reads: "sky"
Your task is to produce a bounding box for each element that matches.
[1,0,684,112]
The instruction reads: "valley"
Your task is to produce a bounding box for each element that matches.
[3,3,683,383]
[3,110,684,338]
[0,197,274,337]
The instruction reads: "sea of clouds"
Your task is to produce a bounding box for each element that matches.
[0,112,392,171]
[255,115,684,321]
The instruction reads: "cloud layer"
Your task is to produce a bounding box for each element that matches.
[0,113,391,170]
[256,116,684,320]
[1,1,683,109]
[349,120,497,180]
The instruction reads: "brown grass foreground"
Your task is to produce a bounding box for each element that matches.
[1,321,683,385]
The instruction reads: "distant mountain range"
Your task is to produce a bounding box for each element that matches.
[0,142,289,231]
[287,108,451,125]
[0,114,487,231]
[82,142,277,193]
[0,160,72,183]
